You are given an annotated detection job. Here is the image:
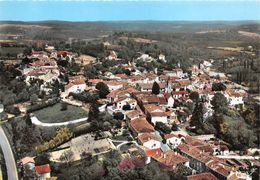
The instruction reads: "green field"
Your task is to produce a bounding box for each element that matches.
[34,103,88,123]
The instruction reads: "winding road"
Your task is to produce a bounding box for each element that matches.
[0,126,18,180]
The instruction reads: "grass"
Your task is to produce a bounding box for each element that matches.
[34,103,88,123]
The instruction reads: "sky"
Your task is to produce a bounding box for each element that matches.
[0,0,259,21]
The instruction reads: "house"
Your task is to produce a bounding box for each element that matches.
[35,164,51,180]
[226,90,246,108]
[164,93,175,107]
[125,110,145,121]
[114,97,137,110]
[135,93,167,107]
[19,156,36,178]
[143,104,168,124]
[105,81,126,91]
[137,54,154,62]
[177,143,240,180]
[158,54,166,62]
[150,111,168,125]
[128,147,150,165]
[177,79,191,90]
[107,51,118,60]
[137,82,166,93]
[65,79,86,93]
[151,150,189,170]
[187,172,217,180]
[164,133,185,149]
[129,118,155,137]
[137,133,162,149]
[164,69,183,78]
[177,143,212,173]
[172,91,189,99]
[106,86,137,103]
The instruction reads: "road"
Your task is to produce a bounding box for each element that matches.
[217,155,260,160]
[31,116,88,127]
[0,126,19,180]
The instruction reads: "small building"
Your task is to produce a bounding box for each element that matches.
[164,133,185,149]
[137,82,166,93]
[129,118,155,137]
[114,97,137,110]
[138,133,162,150]
[64,79,86,94]
[151,150,189,170]
[35,164,51,180]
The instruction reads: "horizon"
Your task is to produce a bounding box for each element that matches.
[0,1,260,21]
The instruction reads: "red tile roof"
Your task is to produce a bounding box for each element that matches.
[152,150,189,169]
[130,118,155,134]
[138,133,161,144]
[187,172,218,180]
[35,164,51,174]
[172,91,189,95]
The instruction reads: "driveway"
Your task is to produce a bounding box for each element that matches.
[0,126,18,180]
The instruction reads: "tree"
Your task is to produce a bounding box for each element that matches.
[84,64,97,79]
[190,103,204,129]
[95,82,110,98]
[152,81,160,95]
[155,122,171,134]
[34,153,50,166]
[113,112,124,120]
[189,91,199,103]
[60,102,68,111]
[170,122,178,131]
[124,69,131,76]
[25,113,32,126]
[212,82,227,91]
[30,94,38,104]
[211,92,228,114]
[122,104,131,111]
[88,103,100,121]
[5,105,21,116]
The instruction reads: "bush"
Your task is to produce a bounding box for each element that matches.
[36,127,73,152]
[155,122,171,134]
[27,98,59,113]
[122,104,131,111]
[60,102,68,111]
[113,112,124,120]
[5,105,21,116]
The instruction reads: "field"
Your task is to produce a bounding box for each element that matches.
[0,47,25,56]
[34,103,88,123]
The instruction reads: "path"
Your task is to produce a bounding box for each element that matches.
[31,116,88,127]
[0,126,19,180]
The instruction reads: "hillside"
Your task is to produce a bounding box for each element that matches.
[0,21,259,41]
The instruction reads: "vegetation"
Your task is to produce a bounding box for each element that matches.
[190,93,258,151]
[155,122,171,134]
[96,82,110,98]
[36,127,73,152]
[34,103,88,123]
[152,82,160,95]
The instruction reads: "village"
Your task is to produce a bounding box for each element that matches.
[0,40,258,180]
